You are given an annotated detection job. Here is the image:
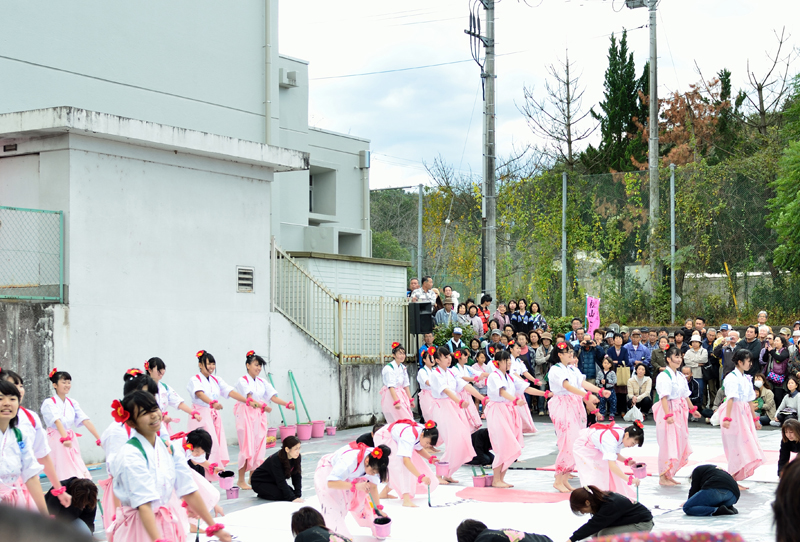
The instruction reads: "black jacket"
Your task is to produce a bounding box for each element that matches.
[476,529,552,542]
[779,439,800,476]
[295,526,353,542]
[44,477,97,533]
[570,493,653,541]
[356,432,375,448]
[735,339,763,376]
[688,465,740,501]
[251,450,302,501]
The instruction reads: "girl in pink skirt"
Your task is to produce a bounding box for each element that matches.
[509,341,540,434]
[314,442,391,538]
[144,357,202,436]
[653,346,702,486]
[417,346,437,422]
[547,342,607,493]
[234,350,295,489]
[485,350,524,488]
[2,369,71,510]
[721,350,765,488]
[469,351,494,418]
[186,350,251,476]
[430,345,477,483]
[381,342,414,424]
[40,369,102,481]
[0,378,48,514]
[447,349,486,432]
[573,421,645,500]
[374,419,439,507]
[107,390,232,542]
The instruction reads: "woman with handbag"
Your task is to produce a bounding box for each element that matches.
[606,334,630,418]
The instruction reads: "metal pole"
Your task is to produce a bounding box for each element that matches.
[417,184,423,280]
[484,0,497,304]
[670,163,675,323]
[562,172,567,318]
[59,211,64,303]
[648,0,660,291]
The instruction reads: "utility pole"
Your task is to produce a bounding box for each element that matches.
[670,163,676,323]
[562,172,567,317]
[466,1,496,303]
[625,0,659,291]
[417,184,423,280]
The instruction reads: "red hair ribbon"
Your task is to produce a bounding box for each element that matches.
[371,447,383,460]
[391,341,400,349]
[424,420,436,429]
[634,420,644,429]
[126,368,142,377]
[111,400,130,423]
[196,350,205,358]
[169,432,188,441]
[144,361,150,371]
[49,368,57,378]
[246,350,255,357]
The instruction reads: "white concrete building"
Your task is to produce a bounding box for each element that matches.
[0,1,405,462]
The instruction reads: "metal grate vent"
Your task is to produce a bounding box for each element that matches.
[237,266,254,293]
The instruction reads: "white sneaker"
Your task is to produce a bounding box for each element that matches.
[770,420,781,427]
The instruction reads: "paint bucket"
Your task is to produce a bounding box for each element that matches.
[297,423,313,441]
[632,463,648,480]
[484,474,494,486]
[218,471,235,490]
[279,425,297,439]
[373,517,392,539]
[226,486,239,499]
[266,427,278,448]
[435,461,450,477]
[311,420,326,438]
[326,426,337,436]
[472,475,486,487]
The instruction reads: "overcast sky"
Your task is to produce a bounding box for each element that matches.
[279,0,800,189]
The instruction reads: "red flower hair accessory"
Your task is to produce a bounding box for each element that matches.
[111,400,130,423]
[556,342,569,352]
[126,368,142,377]
[184,442,194,451]
[634,420,644,429]
[246,350,255,358]
[453,350,462,359]
[196,350,205,359]
[391,341,400,349]
[370,447,383,459]
[144,361,150,371]
[49,368,57,378]
[428,346,436,356]
[488,346,496,355]
[508,340,515,347]
[424,420,436,429]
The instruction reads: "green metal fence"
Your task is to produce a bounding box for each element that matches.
[0,206,64,302]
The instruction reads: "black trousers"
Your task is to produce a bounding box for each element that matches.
[627,396,653,414]
[252,481,298,502]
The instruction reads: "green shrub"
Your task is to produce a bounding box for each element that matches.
[433,321,476,347]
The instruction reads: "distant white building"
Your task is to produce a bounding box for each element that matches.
[0,1,406,462]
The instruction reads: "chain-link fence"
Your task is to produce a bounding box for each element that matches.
[0,206,64,302]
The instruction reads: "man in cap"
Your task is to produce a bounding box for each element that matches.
[624,329,651,367]
[716,330,740,378]
[434,296,457,325]
[604,330,616,349]
[644,327,659,350]
[620,326,630,345]
[485,329,503,358]
[790,330,800,358]
[447,327,465,354]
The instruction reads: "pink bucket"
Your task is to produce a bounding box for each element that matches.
[218,471,235,490]
[632,463,648,480]
[266,427,278,448]
[435,462,450,477]
[484,474,494,486]
[297,423,313,441]
[472,476,486,487]
[226,486,239,499]
[311,420,326,438]
[374,517,392,539]
[279,425,297,439]
[326,426,337,436]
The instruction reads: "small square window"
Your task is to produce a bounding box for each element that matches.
[237,266,254,293]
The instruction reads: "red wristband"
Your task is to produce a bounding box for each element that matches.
[417,474,425,483]
[205,523,225,537]
[584,391,592,401]
[96,439,102,446]
[393,399,400,406]
[59,436,72,443]
[589,408,600,415]
[246,397,253,406]
[191,410,200,417]
[545,390,553,399]
[428,455,438,464]
[51,486,67,496]
[459,399,466,407]
[627,475,634,486]
[689,406,698,413]
[723,417,733,422]
[664,413,674,420]
[351,480,357,492]
[286,401,294,408]
[209,400,219,407]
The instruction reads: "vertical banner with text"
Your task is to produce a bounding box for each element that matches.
[586,296,601,337]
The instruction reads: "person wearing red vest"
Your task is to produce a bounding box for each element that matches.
[374,419,439,507]
[572,421,644,500]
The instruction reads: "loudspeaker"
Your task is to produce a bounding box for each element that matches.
[408,302,434,334]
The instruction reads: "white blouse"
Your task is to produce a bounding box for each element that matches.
[430,367,459,399]
[186,374,233,408]
[40,395,89,431]
[101,422,133,477]
[16,407,50,459]
[325,445,381,484]
[112,432,197,510]
[589,425,625,461]
[487,370,514,403]
[655,368,691,400]
[723,369,756,403]
[155,381,186,414]
[416,366,434,391]
[386,422,424,458]
[510,357,529,379]
[0,426,42,487]
[234,375,277,403]
[447,365,469,393]
[381,362,410,389]
[548,364,586,396]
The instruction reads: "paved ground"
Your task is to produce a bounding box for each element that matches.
[79,418,781,541]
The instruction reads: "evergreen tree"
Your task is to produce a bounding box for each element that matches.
[583,30,644,173]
